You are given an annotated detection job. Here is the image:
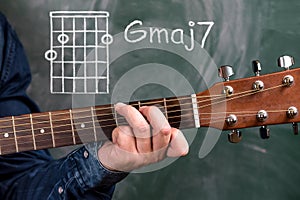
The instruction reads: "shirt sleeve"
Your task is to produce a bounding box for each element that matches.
[3,144,128,200]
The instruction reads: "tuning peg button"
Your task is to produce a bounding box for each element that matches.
[219,65,234,81]
[278,55,295,70]
[228,130,242,143]
[293,123,298,135]
[260,126,270,139]
[252,60,262,76]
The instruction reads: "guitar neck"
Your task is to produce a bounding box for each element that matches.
[0,94,199,155]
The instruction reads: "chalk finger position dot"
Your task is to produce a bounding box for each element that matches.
[101,34,113,45]
[44,50,58,61]
[57,33,69,45]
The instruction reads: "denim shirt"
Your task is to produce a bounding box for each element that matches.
[0,13,128,200]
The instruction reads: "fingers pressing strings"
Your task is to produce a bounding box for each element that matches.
[115,103,173,153]
[139,106,172,152]
[115,103,152,153]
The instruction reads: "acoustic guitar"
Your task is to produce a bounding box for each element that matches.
[0,56,298,155]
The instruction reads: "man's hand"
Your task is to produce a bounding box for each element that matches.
[98,103,189,172]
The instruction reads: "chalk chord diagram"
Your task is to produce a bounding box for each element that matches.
[45,11,113,94]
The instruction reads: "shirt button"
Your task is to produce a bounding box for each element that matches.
[83,150,89,158]
[58,186,64,194]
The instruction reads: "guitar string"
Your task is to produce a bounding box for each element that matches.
[0,83,286,138]
[0,82,284,132]
[0,106,292,151]
[0,96,205,126]
[0,117,197,150]
[0,82,275,129]
[2,107,290,146]
[0,89,265,135]
[0,112,195,141]
[0,83,291,149]
[199,84,283,109]
[0,108,277,149]
[0,98,222,131]
[0,82,262,125]
[0,106,293,151]
[0,112,289,149]
[0,105,193,131]
[0,103,290,139]
[0,75,276,135]
[1,104,290,142]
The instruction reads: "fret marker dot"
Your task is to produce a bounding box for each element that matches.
[81,123,85,128]
[4,133,9,138]
[40,129,45,134]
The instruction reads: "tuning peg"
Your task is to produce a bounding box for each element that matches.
[252,60,262,76]
[292,123,298,135]
[278,55,295,70]
[260,126,270,139]
[219,65,234,81]
[228,129,242,143]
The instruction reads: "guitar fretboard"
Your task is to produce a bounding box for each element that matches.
[0,95,198,155]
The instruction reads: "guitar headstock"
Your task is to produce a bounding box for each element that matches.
[197,56,300,142]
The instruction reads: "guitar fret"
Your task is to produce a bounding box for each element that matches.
[163,98,168,119]
[191,94,200,128]
[49,112,56,147]
[30,114,37,150]
[69,109,76,145]
[52,110,74,147]
[11,116,19,153]
[0,117,16,155]
[114,105,119,126]
[70,108,98,144]
[31,113,53,150]
[91,107,97,142]
[0,139,1,155]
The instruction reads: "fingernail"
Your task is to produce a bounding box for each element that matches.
[114,102,126,111]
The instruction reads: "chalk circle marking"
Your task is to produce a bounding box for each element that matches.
[57,33,69,45]
[44,50,58,61]
[101,34,113,45]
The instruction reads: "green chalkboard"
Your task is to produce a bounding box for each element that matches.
[1,0,300,199]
